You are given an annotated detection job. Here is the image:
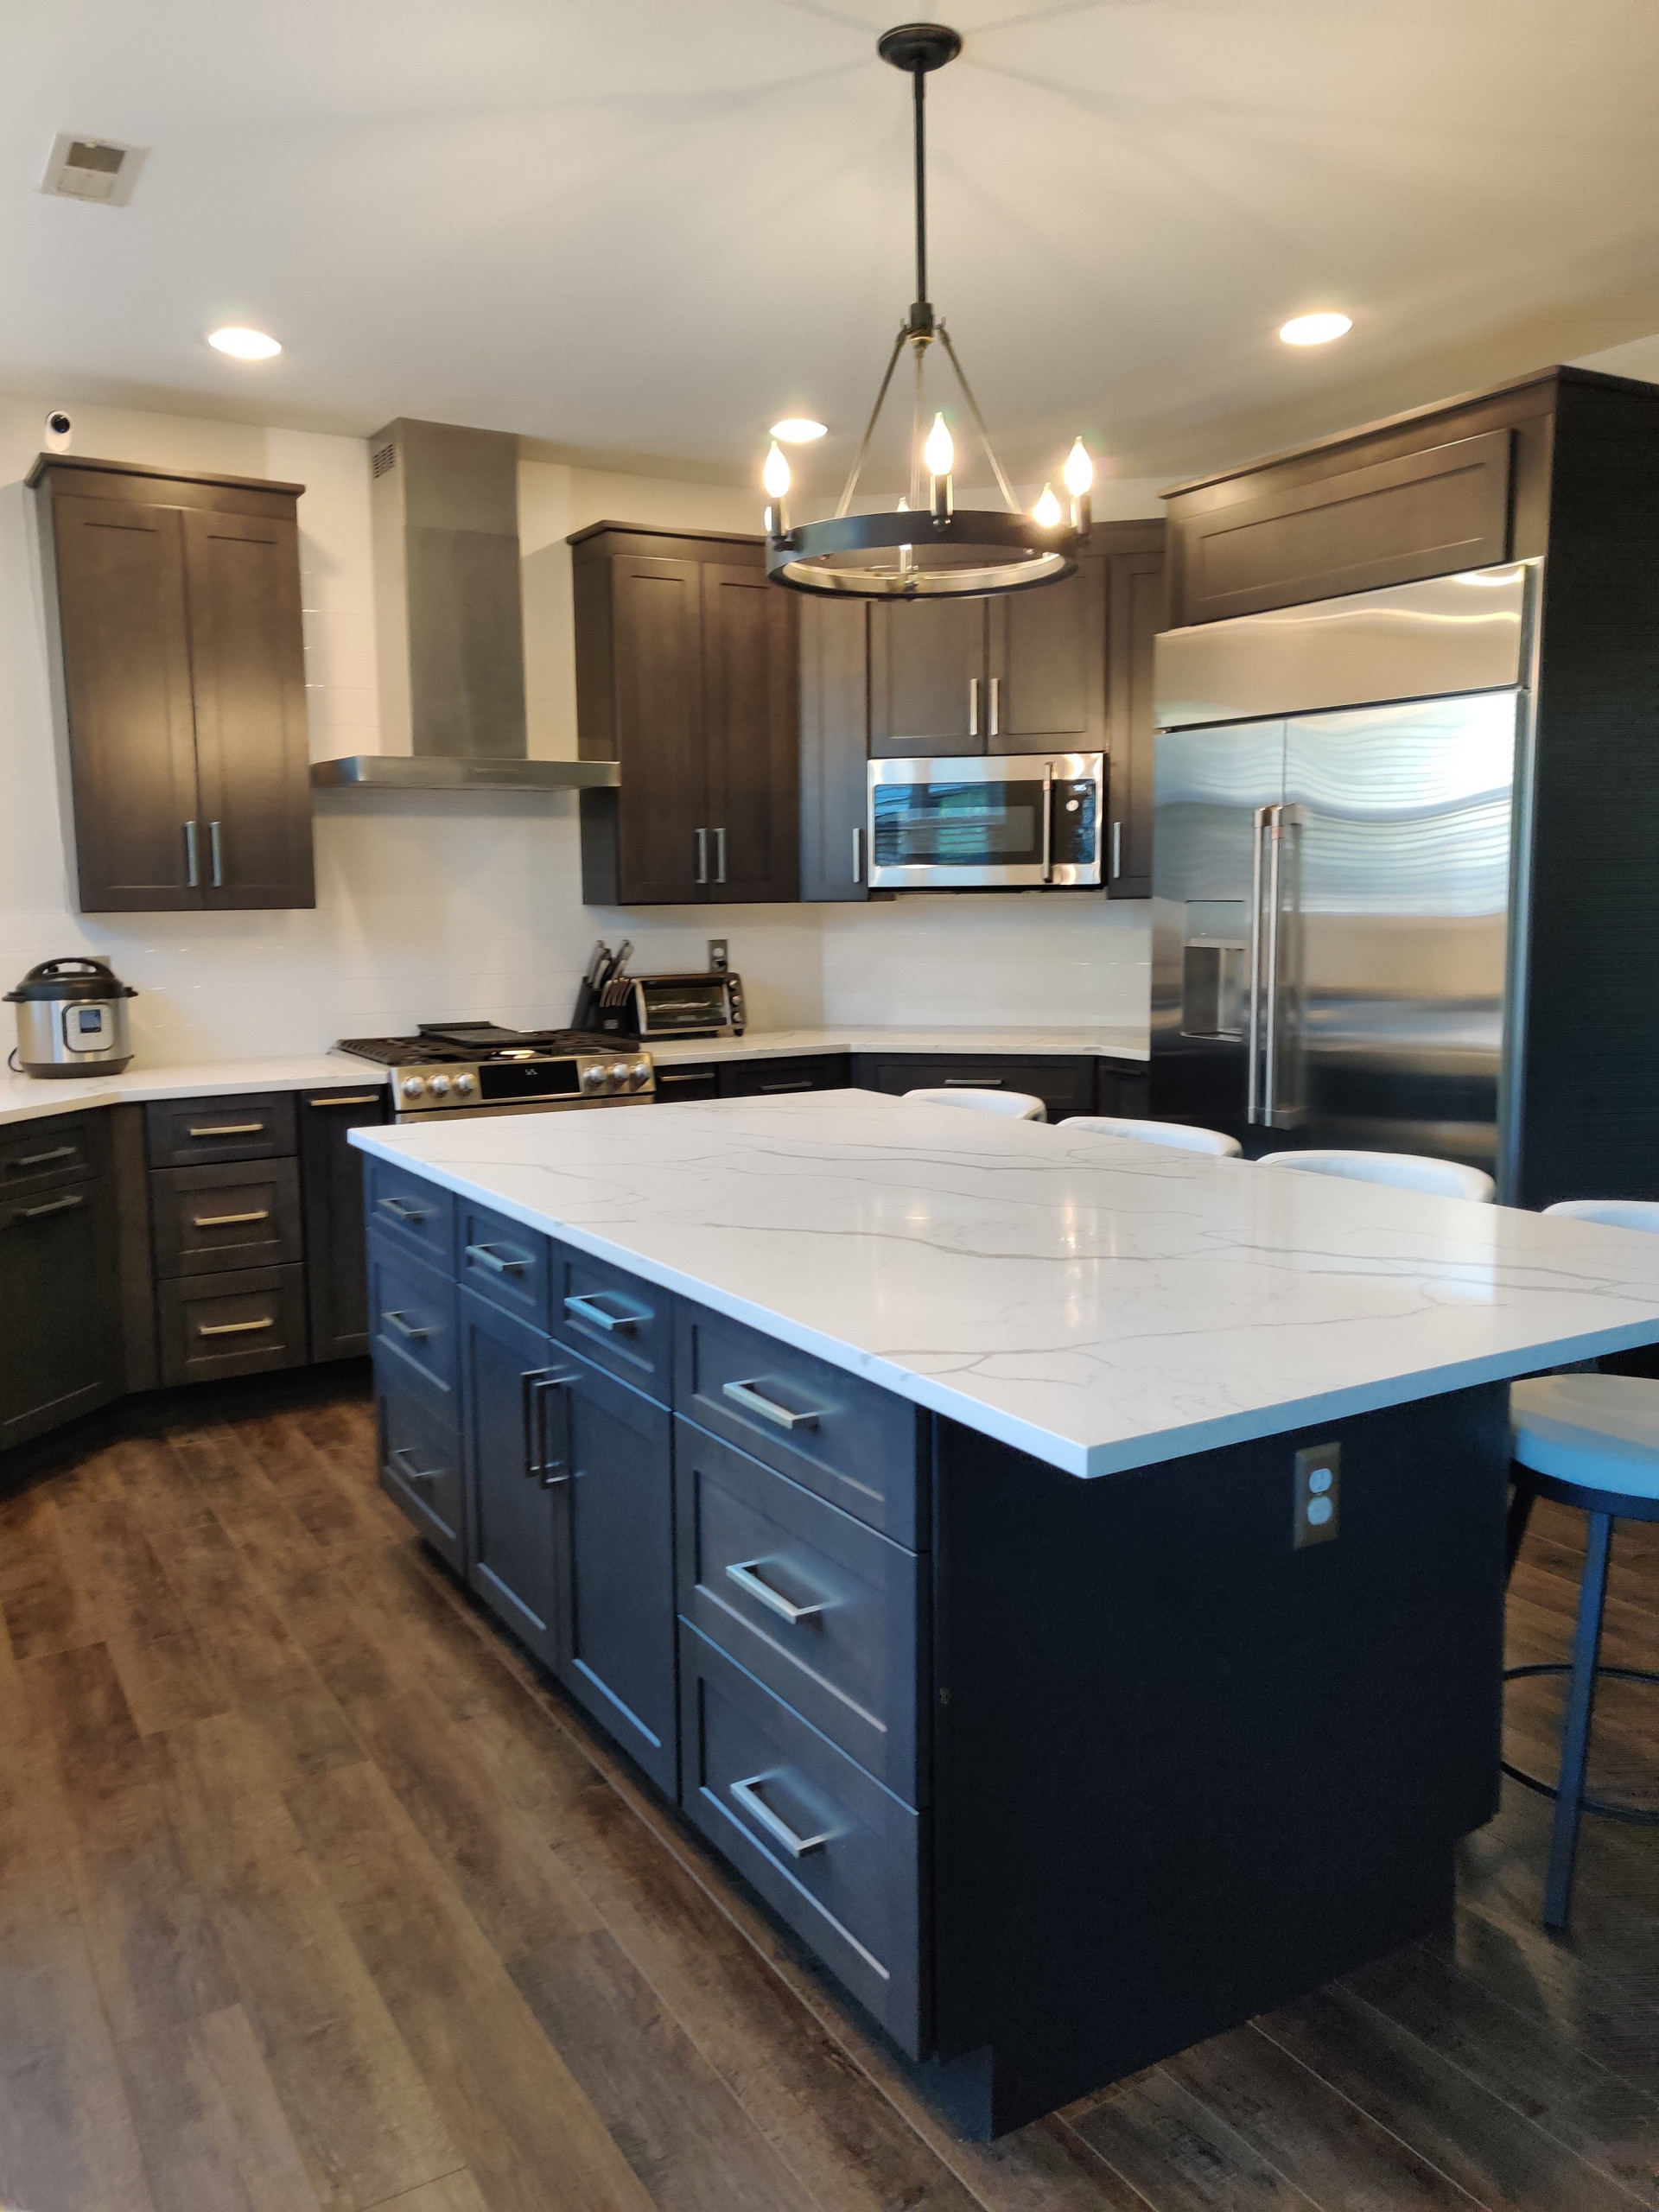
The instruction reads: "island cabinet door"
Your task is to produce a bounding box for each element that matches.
[554,1351,677,1796]
[460,1290,563,1670]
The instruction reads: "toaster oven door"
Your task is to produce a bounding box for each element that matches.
[867,753,1103,889]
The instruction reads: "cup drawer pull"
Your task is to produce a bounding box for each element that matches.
[191,1209,270,1229]
[722,1378,819,1432]
[728,1773,835,1859]
[466,1242,528,1277]
[198,1316,274,1338]
[390,1446,445,1486]
[724,1558,828,1625]
[563,1291,639,1334]
[188,1122,265,1137]
[383,1309,433,1343]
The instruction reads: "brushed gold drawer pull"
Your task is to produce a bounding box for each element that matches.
[308,1094,380,1107]
[197,1316,275,1338]
[12,1143,78,1170]
[192,1209,270,1229]
[188,1122,265,1138]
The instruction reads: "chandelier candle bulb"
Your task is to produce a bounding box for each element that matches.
[1033,483,1063,529]
[761,440,792,537]
[1064,437,1094,536]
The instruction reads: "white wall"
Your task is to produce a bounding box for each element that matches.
[0,396,1151,1064]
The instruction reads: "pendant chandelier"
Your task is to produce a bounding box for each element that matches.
[762,21,1093,600]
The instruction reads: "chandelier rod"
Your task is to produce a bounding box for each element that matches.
[833,321,909,519]
[937,323,1020,514]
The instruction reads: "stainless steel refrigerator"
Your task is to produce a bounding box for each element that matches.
[1149,564,1536,1190]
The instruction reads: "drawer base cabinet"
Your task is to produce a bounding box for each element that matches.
[367,1166,1507,2137]
[0,1114,122,1451]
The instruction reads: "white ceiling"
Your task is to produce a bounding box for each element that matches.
[5,0,1659,491]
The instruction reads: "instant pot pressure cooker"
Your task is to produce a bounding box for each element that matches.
[5,957,137,1077]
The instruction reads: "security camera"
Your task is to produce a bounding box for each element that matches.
[44,410,73,453]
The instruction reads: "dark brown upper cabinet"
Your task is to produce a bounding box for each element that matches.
[572,524,798,906]
[30,456,315,913]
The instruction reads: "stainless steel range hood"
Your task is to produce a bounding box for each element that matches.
[310,417,617,794]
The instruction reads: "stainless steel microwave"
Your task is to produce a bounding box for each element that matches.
[866,753,1105,890]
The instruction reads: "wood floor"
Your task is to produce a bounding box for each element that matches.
[1,1373,1655,2212]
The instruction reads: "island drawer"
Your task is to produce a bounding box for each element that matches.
[676,1421,922,1803]
[156,1263,307,1385]
[377,1369,464,1573]
[551,1243,671,1404]
[457,1197,550,1328]
[676,1301,923,1548]
[0,1114,103,1197]
[367,1231,458,1408]
[145,1091,296,1168]
[365,1158,454,1270]
[679,1623,923,2055]
[149,1159,303,1279]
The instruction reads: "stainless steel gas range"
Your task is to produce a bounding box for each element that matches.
[334,1022,656,1122]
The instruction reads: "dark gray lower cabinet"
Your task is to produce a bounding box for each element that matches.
[460,1291,563,1669]
[0,1165,122,1450]
[300,1086,386,1359]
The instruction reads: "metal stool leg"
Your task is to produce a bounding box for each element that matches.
[1505,1465,1537,1582]
[1542,1510,1615,1929]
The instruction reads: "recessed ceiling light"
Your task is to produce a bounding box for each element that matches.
[768,416,827,442]
[207,327,282,360]
[1279,312,1352,347]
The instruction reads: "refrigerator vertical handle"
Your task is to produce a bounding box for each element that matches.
[1262,804,1285,1126]
[1248,804,1269,1123]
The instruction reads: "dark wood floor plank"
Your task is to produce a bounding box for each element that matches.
[118,2001,327,2212]
[1066,2068,1318,2212]
[285,1756,658,2212]
[241,1405,410,1555]
[1446,1899,1659,2101]
[0,1484,102,1658]
[359,2176,491,2212]
[1256,1983,1646,2211]
[162,1710,461,2212]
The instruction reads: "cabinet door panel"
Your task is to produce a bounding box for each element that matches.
[0,1178,121,1449]
[182,507,315,910]
[461,1291,562,1668]
[558,1354,677,1794]
[1106,547,1164,899]
[49,497,201,912]
[613,556,708,902]
[987,556,1106,753]
[702,564,799,902]
[798,596,870,900]
[377,1367,464,1569]
[300,1087,386,1361]
[869,599,986,755]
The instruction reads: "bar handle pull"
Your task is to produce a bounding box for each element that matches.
[721,1378,819,1433]
[465,1243,528,1278]
[188,1122,264,1138]
[522,1368,577,1487]
[563,1291,639,1335]
[695,827,709,886]
[10,1192,86,1224]
[209,820,224,888]
[945,1075,1000,1087]
[382,1309,433,1343]
[377,1195,431,1224]
[1263,803,1284,1126]
[11,1144,77,1171]
[307,1094,382,1108]
[728,1774,835,1859]
[191,1209,270,1229]
[390,1446,444,1486]
[968,676,980,739]
[1111,819,1122,881]
[725,1558,828,1625]
[183,819,200,888]
[715,826,727,885]
[851,825,862,885]
[1040,760,1054,882]
[1247,804,1269,1126]
[988,674,1001,739]
[198,1316,275,1338]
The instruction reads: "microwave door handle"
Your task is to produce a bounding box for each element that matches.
[1040,761,1053,882]
[1248,804,1268,1125]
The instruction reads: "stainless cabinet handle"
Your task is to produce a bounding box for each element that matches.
[523,1367,576,1487]
[563,1291,639,1334]
[184,819,200,888]
[1111,819,1122,880]
[945,1076,1000,1086]
[1248,803,1268,1125]
[851,825,862,885]
[968,675,979,739]
[378,1195,430,1224]
[721,1377,819,1432]
[11,1144,77,1170]
[657,1071,711,1085]
[390,1446,444,1486]
[1040,759,1054,882]
[188,1122,264,1138]
[382,1309,432,1342]
[209,819,224,888]
[725,1558,828,1625]
[988,674,1001,738]
[198,1316,274,1338]
[191,1209,270,1229]
[465,1242,527,1277]
[715,826,727,884]
[307,1094,382,1108]
[9,1192,86,1224]
[760,1081,812,1093]
[728,1774,834,1859]
[695,828,709,886]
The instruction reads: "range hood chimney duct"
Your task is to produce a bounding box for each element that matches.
[310,417,617,793]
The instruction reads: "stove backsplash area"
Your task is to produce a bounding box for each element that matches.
[0,395,1151,1065]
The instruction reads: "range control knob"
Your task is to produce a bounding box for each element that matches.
[628,1059,652,1088]
[400,1075,427,1099]
[607,1061,632,1090]
[454,1071,476,1096]
[580,1063,607,1094]
[429,1074,451,1098]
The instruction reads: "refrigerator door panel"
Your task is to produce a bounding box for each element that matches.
[1151,719,1286,1142]
[1275,690,1521,1173]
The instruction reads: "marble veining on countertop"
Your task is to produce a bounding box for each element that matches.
[0,1053,377,1129]
[351,1089,1659,1479]
[647,1024,1150,1065]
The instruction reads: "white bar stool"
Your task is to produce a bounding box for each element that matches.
[902,1088,1046,1122]
[1060,1115,1242,1159]
[1255,1148,1496,1203]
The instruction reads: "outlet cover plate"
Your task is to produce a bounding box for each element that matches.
[1294,1440,1341,1548]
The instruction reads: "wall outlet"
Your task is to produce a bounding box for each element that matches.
[708,938,729,973]
[1293,1441,1341,1548]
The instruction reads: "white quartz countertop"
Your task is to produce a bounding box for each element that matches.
[349,1089,1659,1479]
[648,1025,1150,1066]
[0,1054,376,1129]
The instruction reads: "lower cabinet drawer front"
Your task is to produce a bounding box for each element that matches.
[717,1055,851,1099]
[377,1366,464,1570]
[852,1055,1095,1120]
[150,1158,303,1278]
[677,1420,922,1803]
[367,1233,457,1407]
[145,1091,296,1168]
[157,1264,307,1385]
[456,1196,551,1329]
[550,1242,671,1404]
[652,1065,719,1104]
[679,1624,923,2055]
[677,1302,921,1548]
[0,1114,101,1198]
[364,1158,454,1271]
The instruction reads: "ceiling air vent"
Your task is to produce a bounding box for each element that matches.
[40,132,147,206]
[372,442,397,479]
